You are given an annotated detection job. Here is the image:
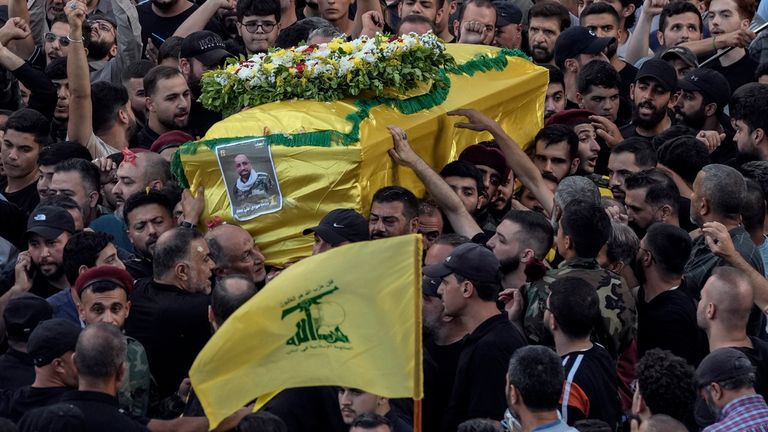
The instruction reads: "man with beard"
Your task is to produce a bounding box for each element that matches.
[675,68,736,164]
[554,26,613,110]
[19,206,76,299]
[368,186,420,240]
[624,1,703,65]
[526,1,571,65]
[703,0,759,94]
[230,153,272,207]
[694,348,768,431]
[633,224,699,366]
[84,7,142,86]
[620,59,676,140]
[136,66,191,149]
[606,137,657,202]
[179,31,233,138]
[122,190,176,280]
[623,169,682,238]
[730,83,768,160]
[49,159,102,228]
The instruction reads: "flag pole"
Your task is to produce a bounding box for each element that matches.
[414,399,422,432]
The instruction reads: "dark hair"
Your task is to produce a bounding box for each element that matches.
[453,273,501,301]
[659,2,702,34]
[656,136,709,185]
[38,141,92,166]
[398,14,437,33]
[700,164,746,219]
[63,231,115,286]
[439,160,485,196]
[123,189,174,224]
[740,161,768,198]
[153,227,203,277]
[528,1,571,31]
[580,2,620,24]
[45,57,68,81]
[275,19,318,49]
[91,82,129,135]
[503,210,554,258]
[613,137,657,169]
[39,194,80,211]
[548,277,600,339]
[121,59,155,83]
[623,169,679,212]
[349,413,391,429]
[434,233,470,247]
[211,275,258,326]
[507,345,564,411]
[636,349,696,422]
[576,59,622,95]
[618,0,639,29]
[640,415,687,432]
[544,64,564,87]
[732,0,757,21]
[756,63,768,81]
[560,199,611,257]
[235,412,288,432]
[573,419,613,432]
[157,36,184,64]
[371,186,419,220]
[54,158,101,195]
[75,323,127,380]
[458,0,496,23]
[651,124,697,151]
[237,0,281,22]
[534,124,579,161]
[730,83,768,136]
[50,13,92,47]
[742,179,765,234]
[4,108,49,147]
[144,65,185,97]
[457,418,500,432]
[644,223,692,276]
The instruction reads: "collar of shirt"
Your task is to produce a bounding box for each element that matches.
[560,257,600,270]
[718,393,768,422]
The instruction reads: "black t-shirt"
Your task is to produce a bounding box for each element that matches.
[617,61,638,101]
[735,337,768,401]
[0,349,34,391]
[1,180,40,216]
[138,2,224,54]
[424,338,463,432]
[705,53,758,94]
[262,387,347,432]
[0,385,74,422]
[57,391,149,431]
[636,287,700,366]
[561,344,621,429]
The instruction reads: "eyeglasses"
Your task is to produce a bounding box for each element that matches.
[44,32,70,46]
[88,20,114,33]
[241,21,276,33]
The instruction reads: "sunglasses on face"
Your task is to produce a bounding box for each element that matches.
[44,32,70,46]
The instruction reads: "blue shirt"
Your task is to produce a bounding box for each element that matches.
[47,289,82,325]
[532,419,579,431]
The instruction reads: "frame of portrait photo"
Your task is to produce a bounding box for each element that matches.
[215,138,283,221]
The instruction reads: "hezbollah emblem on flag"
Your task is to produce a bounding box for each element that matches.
[282,281,350,348]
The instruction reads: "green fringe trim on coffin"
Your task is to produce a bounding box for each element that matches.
[171,50,530,187]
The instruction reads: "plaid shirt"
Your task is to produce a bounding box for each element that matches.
[703,394,768,432]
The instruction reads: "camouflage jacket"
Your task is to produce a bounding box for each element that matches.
[523,257,637,358]
[119,335,151,417]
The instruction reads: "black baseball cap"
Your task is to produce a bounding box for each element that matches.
[635,58,677,92]
[423,243,500,284]
[27,319,82,367]
[25,206,76,241]
[180,31,233,67]
[554,26,614,68]
[695,347,755,387]
[494,1,523,26]
[422,275,441,297]
[678,68,732,108]
[303,208,369,246]
[659,46,698,68]
[3,295,53,342]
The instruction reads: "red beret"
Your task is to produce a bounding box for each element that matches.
[150,130,194,154]
[458,145,510,179]
[74,266,134,298]
[544,109,595,128]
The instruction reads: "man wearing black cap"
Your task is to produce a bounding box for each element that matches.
[660,46,699,80]
[554,26,613,109]
[19,206,76,299]
[0,318,80,422]
[695,348,768,430]
[620,59,676,139]
[674,68,736,163]
[0,295,53,390]
[423,243,527,431]
[303,208,370,255]
[492,2,522,49]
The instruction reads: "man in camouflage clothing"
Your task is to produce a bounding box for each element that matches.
[524,199,636,359]
[75,266,151,416]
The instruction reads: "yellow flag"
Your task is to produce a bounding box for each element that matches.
[189,234,424,429]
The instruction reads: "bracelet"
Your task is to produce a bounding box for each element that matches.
[67,35,84,43]
[712,35,717,51]
[180,221,195,229]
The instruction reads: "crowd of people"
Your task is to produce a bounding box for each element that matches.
[0,0,767,430]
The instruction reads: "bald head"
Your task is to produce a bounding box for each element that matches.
[640,414,687,432]
[137,151,172,185]
[206,223,266,283]
[697,165,746,220]
[211,275,258,327]
[75,323,126,381]
[700,266,753,331]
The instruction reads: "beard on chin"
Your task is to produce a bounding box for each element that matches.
[40,262,65,281]
[632,102,668,130]
[676,106,707,131]
[605,41,618,60]
[499,255,521,275]
[531,47,553,64]
[151,0,177,11]
[88,40,112,60]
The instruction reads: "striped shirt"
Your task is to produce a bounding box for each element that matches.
[703,394,768,432]
[559,345,620,428]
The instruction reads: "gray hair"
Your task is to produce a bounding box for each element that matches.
[554,176,601,211]
[307,26,344,43]
[75,323,127,380]
[700,164,746,219]
[605,221,639,266]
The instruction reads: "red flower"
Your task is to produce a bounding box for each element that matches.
[296,62,305,73]
[304,46,315,54]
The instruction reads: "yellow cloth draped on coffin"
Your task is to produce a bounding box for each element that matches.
[176,44,547,265]
[189,234,423,430]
